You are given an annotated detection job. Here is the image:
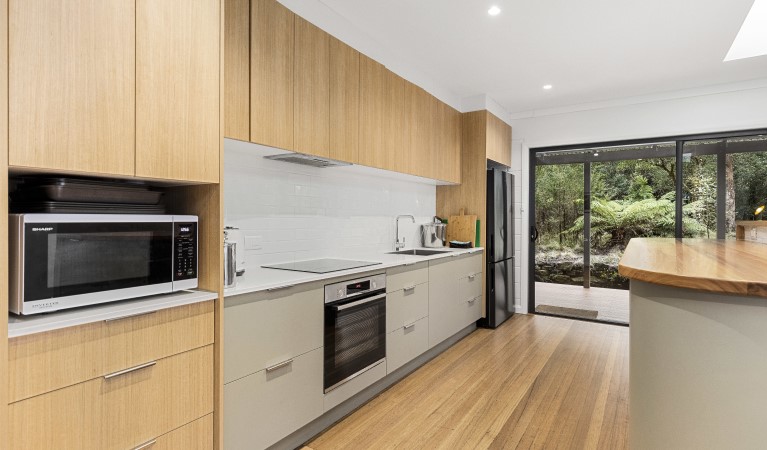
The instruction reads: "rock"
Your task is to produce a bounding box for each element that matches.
[552,275,571,284]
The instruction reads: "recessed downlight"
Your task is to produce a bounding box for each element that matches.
[543,84,553,90]
[488,5,501,16]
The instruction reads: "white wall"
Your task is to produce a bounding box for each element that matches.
[224,140,436,269]
[510,82,767,313]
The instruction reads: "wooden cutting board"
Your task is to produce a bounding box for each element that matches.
[447,209,477,246]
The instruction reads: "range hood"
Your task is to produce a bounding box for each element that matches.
[263,153,351,168]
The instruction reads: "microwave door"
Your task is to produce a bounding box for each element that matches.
[14,218,175,314]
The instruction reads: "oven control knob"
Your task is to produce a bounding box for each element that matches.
[337,288,344,297]
[372,281,377,289]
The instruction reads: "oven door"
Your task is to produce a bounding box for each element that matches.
[324,291,386,393]
[12,214,174,314]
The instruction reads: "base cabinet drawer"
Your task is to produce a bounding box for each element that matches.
[459,272,482,302]
[8,345,214,450]
[152,414,213,449]
[386,262,428,293]
[224,284,323,383]
[459,296,482,328]
[386,283,428,333]
[387,317,428,373]
[224,347,324,450]
[9,300,214,403]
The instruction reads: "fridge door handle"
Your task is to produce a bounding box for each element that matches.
[531,226,539,242]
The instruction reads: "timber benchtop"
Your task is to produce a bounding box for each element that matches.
[618,238,767,298]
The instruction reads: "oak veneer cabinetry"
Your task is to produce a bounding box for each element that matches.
[135,0,221,182]
[251,0,294,149]
[485,111,512,167]
[8,0,221,182]
[329,37,360,164]
[9,0,136,176]
[225,0,461,182]
[7,302,215,450]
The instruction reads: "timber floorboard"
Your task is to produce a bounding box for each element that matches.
[307,314,628,450]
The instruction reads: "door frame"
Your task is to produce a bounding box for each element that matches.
[528,128,767,322]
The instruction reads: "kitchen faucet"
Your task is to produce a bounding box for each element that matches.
[395,215,416,250]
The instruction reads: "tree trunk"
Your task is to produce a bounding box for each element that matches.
[725,154,735,235]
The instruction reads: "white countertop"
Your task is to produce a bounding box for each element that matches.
[224,247,485,298]
[9,289,218,338]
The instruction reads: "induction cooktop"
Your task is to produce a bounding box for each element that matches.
[262,258,382,274]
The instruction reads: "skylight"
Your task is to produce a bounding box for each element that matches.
[724,0,767,61]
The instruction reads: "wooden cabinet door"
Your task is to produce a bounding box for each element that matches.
[9,0,135,176]
[405,83,434,179]
[358,55,386,169]
[329,37,360,164]
[294,17,329,157]
[434,101,462,183]
[486,111,511,167]
[251,0,294,150]
[383,69,406,173]
[224,0,251,141]
[136,0,221,182]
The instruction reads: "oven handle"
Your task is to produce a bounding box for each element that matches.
[331,293,386,311]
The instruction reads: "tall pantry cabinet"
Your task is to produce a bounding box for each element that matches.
[2,0,225,449]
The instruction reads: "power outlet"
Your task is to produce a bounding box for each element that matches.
[245,236,263,250]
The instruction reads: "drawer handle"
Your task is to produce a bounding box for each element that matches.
[104,310,157,323]
[133,439,157,450]
[266,359,294,372]
[104,361,157,380]
[467,298,477,304]
[267,284,295,292]
[468,274,476,281]
[403,284,416,292]
[404,262,418,266]
[450,253,462,257]
[403,322,416,330]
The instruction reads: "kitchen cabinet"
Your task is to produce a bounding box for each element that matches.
[224,283,324,383]
[224,0,251,141]
[358,55,387,169]
[251,0,294,150]
[387,317,429,373]
[405,83,434,179]
[135,0,221,183]
[9,0,136,176]
[329,37,360,163]
[294,16,330,157]
[224,347,324,450]
[428,253,483,347]
[384,69,407,173]
[9,345,214,450]
[9,0,222,183]
[486,111,512,167]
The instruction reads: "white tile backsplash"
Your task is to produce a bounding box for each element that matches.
[224,141,436,268]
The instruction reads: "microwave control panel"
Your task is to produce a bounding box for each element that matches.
[174,222,198,281]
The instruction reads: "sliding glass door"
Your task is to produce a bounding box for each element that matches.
[530,130,767,325]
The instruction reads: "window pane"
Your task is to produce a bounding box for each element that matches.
[725,135,767,239]
[682,140,720,238]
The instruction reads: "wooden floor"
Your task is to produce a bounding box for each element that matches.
[307,314,629,450]
[535,282,630,324]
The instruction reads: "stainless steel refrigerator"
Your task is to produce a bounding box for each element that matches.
[481,168,515,328]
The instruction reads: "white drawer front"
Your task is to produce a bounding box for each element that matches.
[459,272,482,303]
[386,283,429,333]
[224,347,324,450]
[386,317,429,374]
[386,262,429,293]
[459,296,482,328]
[324,359,386,412]
[224,284,324,383]
[457,252,483,279]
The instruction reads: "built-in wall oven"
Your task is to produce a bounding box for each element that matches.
[324,274,386,393]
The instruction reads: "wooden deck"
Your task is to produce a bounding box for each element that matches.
[535,282,629,324]
[306,314,629,449]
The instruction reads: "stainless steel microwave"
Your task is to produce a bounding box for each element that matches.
[9,214,198,315]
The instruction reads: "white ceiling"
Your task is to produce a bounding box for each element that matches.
[307,0,767,116]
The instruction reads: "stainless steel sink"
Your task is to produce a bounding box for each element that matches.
[386,249,451,256]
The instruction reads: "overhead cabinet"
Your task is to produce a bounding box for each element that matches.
[225,0,461,183]
[8,0,221,183]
